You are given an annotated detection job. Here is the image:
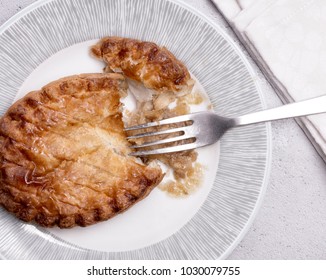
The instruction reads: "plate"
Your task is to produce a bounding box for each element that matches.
[0,0,271,259]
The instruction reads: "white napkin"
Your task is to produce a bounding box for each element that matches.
[211,0,326,162]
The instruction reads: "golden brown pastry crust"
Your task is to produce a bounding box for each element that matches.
[91,37,194,94]
[0,73,163,228]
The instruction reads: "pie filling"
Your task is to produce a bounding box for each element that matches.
[92,37,206,196]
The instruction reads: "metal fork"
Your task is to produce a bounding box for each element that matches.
[125,95,326,156]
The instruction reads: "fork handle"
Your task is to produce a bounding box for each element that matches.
[235,95,326,126]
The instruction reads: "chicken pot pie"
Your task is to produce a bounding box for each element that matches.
[0,37,203,228]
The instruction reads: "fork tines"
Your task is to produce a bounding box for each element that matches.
[124,114,196,156]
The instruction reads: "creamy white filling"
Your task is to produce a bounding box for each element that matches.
[127,78,154,102]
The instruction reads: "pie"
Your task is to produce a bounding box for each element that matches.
[0,37,203,228]
[0,73,163,228]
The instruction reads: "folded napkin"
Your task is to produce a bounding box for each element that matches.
[211,0,326,162]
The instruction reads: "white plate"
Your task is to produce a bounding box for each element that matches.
[0,0,271,259]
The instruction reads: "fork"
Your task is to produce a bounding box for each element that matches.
[125,95,326,156]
